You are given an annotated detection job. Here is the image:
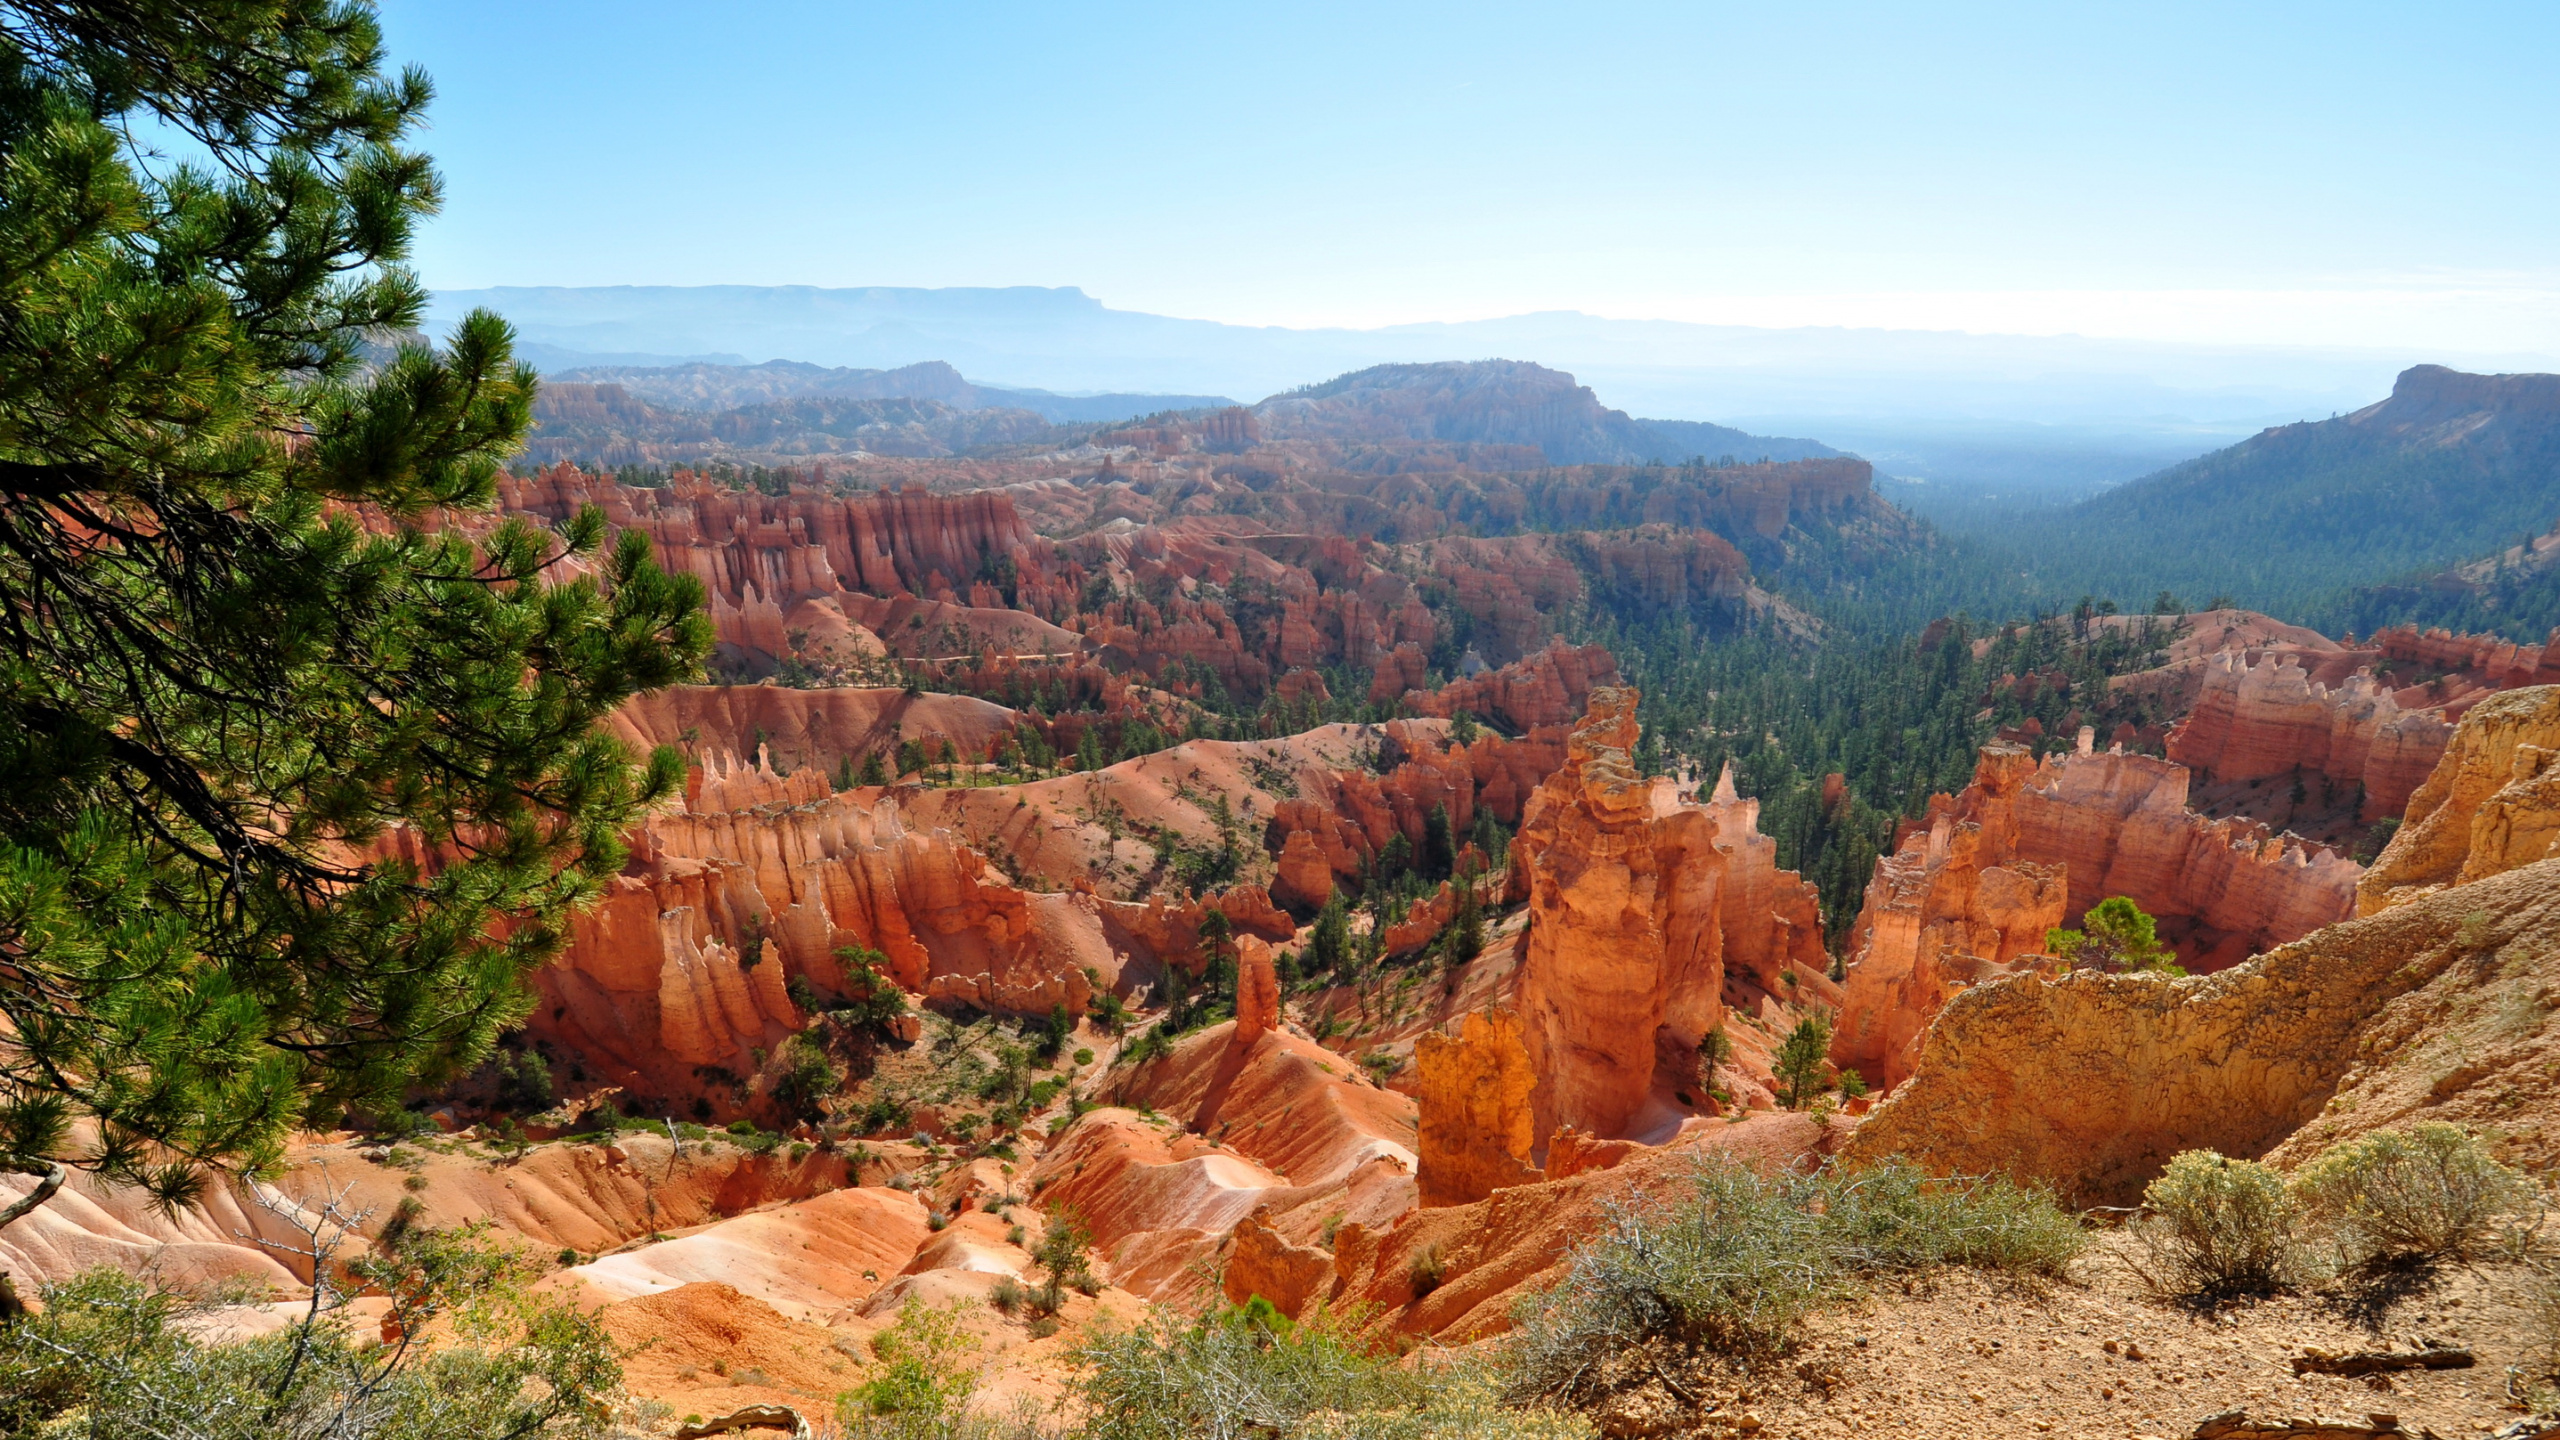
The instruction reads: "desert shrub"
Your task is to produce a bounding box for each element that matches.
[1070,1305,1425,1440]
[0,1220,618,1439]
[2133,1150,2300,1295]
[841,1301,981,1428]
[1819,1162,2087,1276]
[989,1276,1026,1315]
[1505,1156,2082,1401]
[2520,1265,2560,1411]
[1291,1373,1595,1440]
[1074,1308,1589,1440]
[1409,1246,1447,1298]
[2292,1123,2538,1263]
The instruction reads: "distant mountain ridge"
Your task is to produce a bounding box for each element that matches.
[522,383,1064,465]
[519,356,1839,472]
[549,358,1233,424]
[1255,361,1836,466]
[1991,364,2560,623]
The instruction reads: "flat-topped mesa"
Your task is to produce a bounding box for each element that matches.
[2359,684,2560,914]
[1831,743,2068,1092]
[2167,651,2457,820]
[1509,687,1836,1147]
[1834,732,2363,1092]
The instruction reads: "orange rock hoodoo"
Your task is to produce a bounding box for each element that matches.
[527,746,1130,1115]
[1832,743,2069,1092]
[1509,688,1835,1146]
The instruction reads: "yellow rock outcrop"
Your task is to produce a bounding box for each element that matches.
[2359,684,2560,913]
[1413,1008,1540,1208]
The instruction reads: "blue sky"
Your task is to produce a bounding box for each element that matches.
[383,1,2560,356]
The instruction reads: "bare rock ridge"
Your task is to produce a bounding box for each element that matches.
[1511,687,1836,1148]
[526,354,1837,473]
[1846,685,2560,1202]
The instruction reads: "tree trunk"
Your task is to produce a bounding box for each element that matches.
[0,1163,67,1234]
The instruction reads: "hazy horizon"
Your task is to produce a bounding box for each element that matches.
[383,0,2559,363]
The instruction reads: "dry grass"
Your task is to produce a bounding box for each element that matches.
[1502,1156,2086,1404]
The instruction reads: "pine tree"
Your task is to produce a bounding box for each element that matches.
[1772,1014,1835,1110]
[1421,802,1455,882]
[1307,896,1352,978]
[0,3,712,1228]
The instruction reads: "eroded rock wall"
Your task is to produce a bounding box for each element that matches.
[1833,734,2360,1091]
[2166,653,2456,820]
[1841,854,2560,1205]
[1848,689,2560,1201]
[2013,740,2361,963]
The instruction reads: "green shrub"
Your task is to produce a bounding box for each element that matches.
[841,1301,980,1426]
[1505,1156,2082,1401]
[0,1225,618,1440]
[2292,1123,2537,1263]
[2133,1150,2299,1295]
[1069,1306,1425,1440]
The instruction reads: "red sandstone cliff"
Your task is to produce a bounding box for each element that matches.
[1844,686,2560,1203]
[1835,731,2361,1091]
